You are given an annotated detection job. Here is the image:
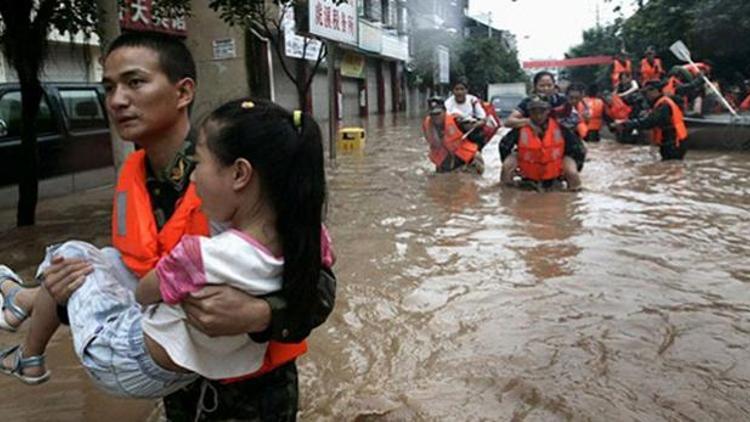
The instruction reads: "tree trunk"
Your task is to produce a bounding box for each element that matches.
[16,77,43,226]
[295,59,311,112]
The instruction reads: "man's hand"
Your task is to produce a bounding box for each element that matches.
[182,285,271,337]
[41,256,93,304]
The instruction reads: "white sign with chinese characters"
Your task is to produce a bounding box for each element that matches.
[281,4,324,61]
[285,33,323,61]
[435,45,450,84]
[309,0,358,46]
[212,38,237,60]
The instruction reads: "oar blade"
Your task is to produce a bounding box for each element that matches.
[670,40,691,62]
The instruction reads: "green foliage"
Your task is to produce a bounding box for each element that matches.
[565,25,621,89]
[407,29,525,95]
[455,37,526,97]
[0,1,99,74]
[567,0,750,88]
[406,28,463,89]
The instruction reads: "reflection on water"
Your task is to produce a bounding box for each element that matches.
[1,117,750,421]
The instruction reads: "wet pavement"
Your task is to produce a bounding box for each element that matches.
[2,116,750,421]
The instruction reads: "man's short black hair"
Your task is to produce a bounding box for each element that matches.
[566,83,586,95]
[105,31,197,84]
[453,76,469,89]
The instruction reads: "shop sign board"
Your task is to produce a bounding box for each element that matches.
[309,0,358,46]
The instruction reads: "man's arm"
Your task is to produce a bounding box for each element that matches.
[135,270,162,305]
[562,126,587,169]
[498,129,520,162]
[181,267,337,342]
[623,102,671,131]
[620,80,640,97]
[251,267,337,343]
[504,109,530,128]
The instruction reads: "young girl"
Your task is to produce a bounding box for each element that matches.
[0,98,332,398]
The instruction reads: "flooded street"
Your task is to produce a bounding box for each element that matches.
[302,117,750,420]
[2,117,750,421]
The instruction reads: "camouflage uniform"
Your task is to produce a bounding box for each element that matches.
[163,362,298,421]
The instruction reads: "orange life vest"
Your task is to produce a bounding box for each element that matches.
[481,101,502,140]
[112,150,209,278]
[112,150,307,382]
[651,96,688,147]
[662,77,678,96]
[422,114,478,167]
[517,118,565,182]
[682,62,710,77]
[611,59,632,86]
[661,77,689,110]
[582,96,604,131]
[573,102,589,138]
[640,58,664,83]
[606,94,632,120]
[741,94,750,111]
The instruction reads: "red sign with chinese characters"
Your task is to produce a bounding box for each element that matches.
[522,56,614,69]
[119,0,187,36]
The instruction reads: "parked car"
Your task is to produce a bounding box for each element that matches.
[0,82,112,187]
[490,94,525,119]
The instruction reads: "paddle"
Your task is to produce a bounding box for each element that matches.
[669,40,738,117]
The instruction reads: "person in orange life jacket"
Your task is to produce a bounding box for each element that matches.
[0,99,334,398]
[558,83,589,139]
[615,80,688,161]
[615,72,647,114]
[481,100,502,140]
[505,71,567,129]
[611,51,632,88]
[21,31,335,420]
[422,96,483,174]
[741,80,750,111]
[639,46,664,84]
[682,60,712,79]
[664,65,705,112]
[499,96,586,190]
[445,77,489,149]
[725,85,742,110]
[581,84,606,142]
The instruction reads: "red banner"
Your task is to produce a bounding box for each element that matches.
[119,0,187,36]
[522,56,614,69]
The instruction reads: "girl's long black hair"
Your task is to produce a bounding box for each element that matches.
[202,98,325,321]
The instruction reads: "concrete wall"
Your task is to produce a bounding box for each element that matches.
[186,0,249,122]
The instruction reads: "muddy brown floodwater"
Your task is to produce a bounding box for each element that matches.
[1,116,750,421]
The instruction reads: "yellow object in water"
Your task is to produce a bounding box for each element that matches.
[337,127,366,152]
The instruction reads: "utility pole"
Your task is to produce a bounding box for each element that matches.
[487,11,492,39]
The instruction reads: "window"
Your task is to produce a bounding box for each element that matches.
[59,89,107,131]
[364,0,383,22]
[381,0,397,27]
[0,91,56,140]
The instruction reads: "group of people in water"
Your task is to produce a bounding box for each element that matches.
[419,45,738,190]
[0,31,335,421]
